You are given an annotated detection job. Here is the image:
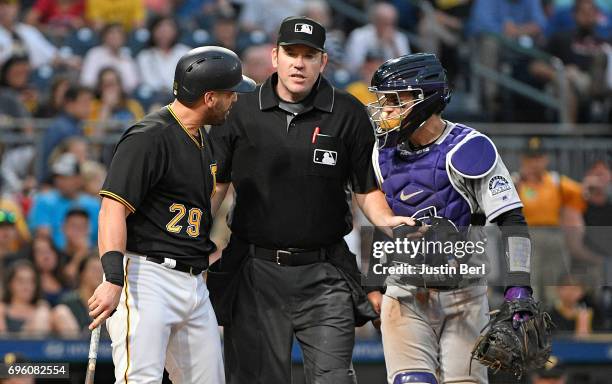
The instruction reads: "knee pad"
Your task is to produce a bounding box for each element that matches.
[393,371,438,384]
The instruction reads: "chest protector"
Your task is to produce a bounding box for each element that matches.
[377,124,474,227]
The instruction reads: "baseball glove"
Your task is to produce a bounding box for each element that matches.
[471,297,554,378]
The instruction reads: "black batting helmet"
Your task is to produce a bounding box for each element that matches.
[368,53,451,146]
[173,46,256,105]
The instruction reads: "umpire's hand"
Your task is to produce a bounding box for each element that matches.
[88,281,122,330]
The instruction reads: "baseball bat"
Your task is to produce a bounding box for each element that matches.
[84,325,101,384]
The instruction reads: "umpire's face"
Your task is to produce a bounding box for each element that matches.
[272,44,327,102]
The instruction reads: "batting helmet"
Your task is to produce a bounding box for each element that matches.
[368,53,451,146]
[173,46,256,105]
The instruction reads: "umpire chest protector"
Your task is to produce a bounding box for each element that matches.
[376,123,497,226]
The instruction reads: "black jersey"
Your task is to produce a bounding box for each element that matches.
[100,106,217,269]
[210,74,377,249]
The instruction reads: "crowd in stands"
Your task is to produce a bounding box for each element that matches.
[0,0,607,339]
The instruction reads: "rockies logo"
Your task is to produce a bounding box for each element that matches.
[488,175,511,196]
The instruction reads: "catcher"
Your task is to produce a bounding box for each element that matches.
[366,53,552,384]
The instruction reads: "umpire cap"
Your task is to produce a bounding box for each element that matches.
[173,46,256,105]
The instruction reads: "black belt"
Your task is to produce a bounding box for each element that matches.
[145,256,205,275]
[250,245,327,266]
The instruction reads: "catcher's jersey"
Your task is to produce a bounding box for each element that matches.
[100,106,217,269]
[374,122,523,291]
[374,121,522,224]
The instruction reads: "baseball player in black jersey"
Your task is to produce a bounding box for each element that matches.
[86,46,255,383]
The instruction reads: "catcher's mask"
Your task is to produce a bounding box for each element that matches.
[368,53,451,148]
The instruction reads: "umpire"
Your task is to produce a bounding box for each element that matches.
[209,17,414,384]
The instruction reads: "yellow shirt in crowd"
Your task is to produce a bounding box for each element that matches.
[517,171,586,226]
[86,0,145,31]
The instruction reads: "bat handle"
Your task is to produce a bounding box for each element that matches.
[84,326,101,384]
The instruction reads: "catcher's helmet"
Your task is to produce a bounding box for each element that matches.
[368,53,450,146]
[173,46,256,105]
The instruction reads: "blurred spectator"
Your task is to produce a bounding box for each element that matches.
[29,234,69,306]
[302,0,345,71]
[135,15,190,98]
[80,159,105,198]
[0,0,59,68]
[548,274,602,334]
[0,196,32,248]
[80,23,140,94]
[0,145,35,198]
[60,207,90,283]
[576,160,612,329]
[516,139,586,224]
[34,74,70,118]
[469,0,547,38]
[28,152,100,249]
[52,254,102,336]
[417,0,473,84]
[39,84,93,181]
[469,0,547,115]
[345,49,385,105]
[0,260,51,335]
[143,0,173,16]
[570,162,610,279]
[84,0,145,32]
[88,67,144,131]
[531,0,611,123]
[418,2,462,55]
[241,44,274,84]
[48,137,89,175]
[24,0,85,41]
[514,137,586,303]
[547,0,612,39]
[0,209,17,264]
[344,2,411,75]
[389,0,420,33]
[581,160,612,269]
[174,0,227,26]
[0,55,32,119]
[0,54,37,115]
[238,0,304,36]
[211,11,239,53]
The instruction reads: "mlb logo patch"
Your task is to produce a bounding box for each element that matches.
[313,149,337,166]
[295,23,313,34]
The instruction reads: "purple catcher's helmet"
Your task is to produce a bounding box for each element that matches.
[367,53,451,146]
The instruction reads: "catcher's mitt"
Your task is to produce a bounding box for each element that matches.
[471,297,554,378]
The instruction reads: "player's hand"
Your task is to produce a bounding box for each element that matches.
[382,215,416,228]
[88,281,122,330]
[367,291,383,315]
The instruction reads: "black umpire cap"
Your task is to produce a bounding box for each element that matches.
[277,16,326,51]
[173,46,256,105]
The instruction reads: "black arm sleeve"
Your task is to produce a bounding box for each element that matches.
[492,207,532,288]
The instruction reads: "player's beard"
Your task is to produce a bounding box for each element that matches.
[208,101,232,125]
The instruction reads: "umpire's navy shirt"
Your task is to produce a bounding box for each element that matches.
[210,74,377,249]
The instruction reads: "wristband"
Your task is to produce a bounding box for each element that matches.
[101,251,125,287]
[504,286,532,300]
